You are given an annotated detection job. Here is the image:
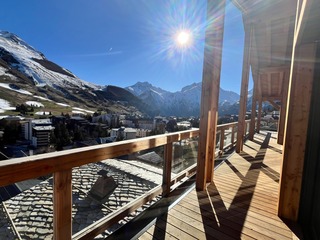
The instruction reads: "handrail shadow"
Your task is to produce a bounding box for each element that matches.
[197,133,284,239]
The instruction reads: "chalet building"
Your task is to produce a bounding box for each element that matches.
[22,119,54,148]
[69,116,89,127]
[92,113,120,127]
[136,119,154,130]
[0,1,320,239]
[135,128,151,138]
[110,127,137,140]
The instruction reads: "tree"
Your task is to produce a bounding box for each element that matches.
[3,121,21,144]
[166,119,178,132]
[53,123,71,150]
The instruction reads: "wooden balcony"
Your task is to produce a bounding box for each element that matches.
[0,121,258,239]
[117,131,302,240]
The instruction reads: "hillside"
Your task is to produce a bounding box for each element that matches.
[0,31,248,118]
[0,31,146,117]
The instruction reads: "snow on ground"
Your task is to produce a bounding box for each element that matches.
[34,96,52,102]
[72,107,94,114]
[0,83,32,95]
[72,110,86,115]
[0,98,15,113]
[35,111,50,115]
[56,103,70,107]
[25,101,44,107]
[0,98,11,109]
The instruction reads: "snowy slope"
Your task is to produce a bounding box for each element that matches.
[0,31,97,90]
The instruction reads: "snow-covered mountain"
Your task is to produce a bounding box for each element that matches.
[0,31,97,90]
[126,82,240,116]
[0,31,245,117]
[0,31,148,117]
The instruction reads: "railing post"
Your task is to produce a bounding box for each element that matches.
[54,169,72,240]
[163,137,173,197]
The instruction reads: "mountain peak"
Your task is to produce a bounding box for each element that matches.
[0,30,39,54]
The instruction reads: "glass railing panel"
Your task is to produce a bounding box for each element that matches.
[215,130,221,153]
[233,126,238,142]
[224,127,232,147]
[171,136,198,174]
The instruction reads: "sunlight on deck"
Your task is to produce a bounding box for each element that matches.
[138,131,302,240]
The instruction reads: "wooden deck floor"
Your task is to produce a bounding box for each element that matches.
[138,132,302,240]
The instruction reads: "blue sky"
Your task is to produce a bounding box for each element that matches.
[0,0,249,93]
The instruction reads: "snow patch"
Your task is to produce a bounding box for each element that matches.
[0,83,33,95]
[72,107,94,114]
[34,96,52,101]
[0,98,11,109]
[25,101,44,107]
[56,103,70,107]
[72,110,86,115]
[0,99,15,113]
[35,111,50,115]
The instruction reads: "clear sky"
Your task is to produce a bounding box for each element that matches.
[0,0,250,93]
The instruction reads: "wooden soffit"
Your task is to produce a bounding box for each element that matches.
[257,66,290,101]
[231,0,297,102]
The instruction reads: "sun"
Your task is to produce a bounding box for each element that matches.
[175,30,192,48]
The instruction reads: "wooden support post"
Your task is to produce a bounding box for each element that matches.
[249,84,257,140]
[278,42,318,221]
[236,25,253,153]
[277,69,290,145]
[163,140,173,196]
[257,99,262,133]
[196,0,226,190]
[54,170,72,240]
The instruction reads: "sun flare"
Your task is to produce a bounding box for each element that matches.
[175,30,192,48]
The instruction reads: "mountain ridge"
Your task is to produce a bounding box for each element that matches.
[126,81,240,116]
[0,31,244,117]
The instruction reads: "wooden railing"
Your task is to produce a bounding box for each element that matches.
[0,120,252,239]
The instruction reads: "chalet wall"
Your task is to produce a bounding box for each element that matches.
[298,42,320,240]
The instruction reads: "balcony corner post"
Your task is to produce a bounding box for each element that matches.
[196,0,226,191]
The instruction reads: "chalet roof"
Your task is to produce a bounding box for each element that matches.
[0,159,162,239]
[33,126,55,131]
[137,151,163,165]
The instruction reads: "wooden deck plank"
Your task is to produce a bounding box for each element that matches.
[167,208,242,240]
[150,218,197,240]
[145,224,178,240]
[180,194,286,226]
[173,203,256,240]
[179,195,291,240]
[138,132,301,240]
[176,198,292,238]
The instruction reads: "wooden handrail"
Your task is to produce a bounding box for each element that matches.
[0,121,255,239]
[0,129,199,187]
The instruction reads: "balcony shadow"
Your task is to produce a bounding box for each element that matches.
[197,133,277,239]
